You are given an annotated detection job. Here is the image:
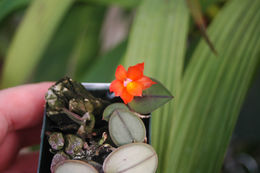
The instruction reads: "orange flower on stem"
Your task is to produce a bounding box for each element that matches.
[110,62,156,104]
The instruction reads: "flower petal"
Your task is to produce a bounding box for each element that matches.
[126,81,143,96]
[115,65,127,81]
[127,62,144,80]
[137,76,156,90]
[120,89,134,104]
[135,62,144,71]
[110,80,124,96]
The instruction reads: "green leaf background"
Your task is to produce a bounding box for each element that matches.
[0,0,259,172]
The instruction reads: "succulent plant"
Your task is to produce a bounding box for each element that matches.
[53,160,98,173]
[108,109,146,146]
[103,143,158,173]
[44,76,173,173]
[47,132,64,151]
[64,134,85,159]
[50,151,70,173]
[102,103,129,121]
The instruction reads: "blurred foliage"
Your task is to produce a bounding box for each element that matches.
[81,40,127,82]
[33,3,106,82]
[0,0,259,173]
[0,0,31,23]
[0,0,74,88]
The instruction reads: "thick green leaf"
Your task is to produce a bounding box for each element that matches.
[103,103,129,121]
[103,143,158,173]
[68,6,105,80]
[32,5,105,82]
[0,0,139,25]
[164,0,260,172]
[80,40,127,83]
[0,0,31,23]
[128,79,173,114]
[109,109,146,146]
[0,0,73,88]
[122,0,189,171]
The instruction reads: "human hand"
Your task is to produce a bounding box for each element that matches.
[0,82,53,172]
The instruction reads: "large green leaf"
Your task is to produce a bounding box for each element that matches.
[0,0,31,23]
[164,0,260,172]
[81,40,127,83]
[0,0,73,88]
[68,5,105,80]
[0,0,139,26]
[79,0,140,8]
[123,0,189,171]
[200,0,222,11]
[32,4,105,82]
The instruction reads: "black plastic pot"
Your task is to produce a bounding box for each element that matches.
[37,83,150,173]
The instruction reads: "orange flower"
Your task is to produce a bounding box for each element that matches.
[110,62,156,104]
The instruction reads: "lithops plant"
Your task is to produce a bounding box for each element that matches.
[108,109,146,146]
[102,103,129,121]
[53,160,98,173]
[50,151,70,173]
[43,67,172,173]
[103,143,158,173]
[47,132,64,151]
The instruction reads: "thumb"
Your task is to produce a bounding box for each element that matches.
[3,152,39,173]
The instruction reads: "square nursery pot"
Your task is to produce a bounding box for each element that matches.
[37,83,151,173]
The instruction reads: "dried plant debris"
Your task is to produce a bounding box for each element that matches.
[45,77,158,173]
[45,77,107,132]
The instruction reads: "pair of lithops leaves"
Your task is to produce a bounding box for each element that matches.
[103,103,146,146]
[53,143,157,173]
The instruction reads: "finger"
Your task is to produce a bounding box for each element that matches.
[0,132,20,171]
[0,82,53,142]
[3,152,39,173]
[17,125,42,148]
[0,125,42,171]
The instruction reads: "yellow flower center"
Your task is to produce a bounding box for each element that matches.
[124,78,132,87]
